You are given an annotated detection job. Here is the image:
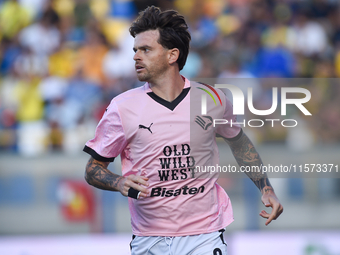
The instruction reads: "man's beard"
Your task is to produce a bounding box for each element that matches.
[136,61,168,82]
[136,71,151,82]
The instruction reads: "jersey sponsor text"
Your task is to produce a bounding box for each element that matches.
[150,185,205,197]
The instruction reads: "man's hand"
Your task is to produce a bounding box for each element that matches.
[260,187,283,226]
[85,157,149,199]
[225,132,283,225]
[118,175,150,199]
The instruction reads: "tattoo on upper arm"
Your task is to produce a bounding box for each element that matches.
[85,157,122,191]
[225,133,272,191]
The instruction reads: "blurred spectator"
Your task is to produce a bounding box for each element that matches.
[52,0,75,18]
[287,9,328,57]
[250,46,295,77]
[0,72,21,151]
[14,47,49,77]
[39,75,68,104]
[77,29,109,86]
[0,0,32,40]
[218,56,261,98]
[18,9,61,56]
[73,0,91,28]
[19,0,48,19]
[108,0,136,19]
[48,42,77,78]
[188,12,219,49]
[102,28,135,78]
[331,8,340,46]
[13,75,47,156]
[0,37,22,75]
[15,76,44,123]
[180,51,203,79]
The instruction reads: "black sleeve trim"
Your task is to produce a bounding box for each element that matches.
[83,145,115,162]
[224,129,243,142]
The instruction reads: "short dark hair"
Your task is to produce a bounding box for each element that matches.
[129,6,191,71]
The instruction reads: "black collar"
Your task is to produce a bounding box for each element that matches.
[147,87,190,111]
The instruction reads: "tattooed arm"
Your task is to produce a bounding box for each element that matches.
[85,157,149,198]
[225,131,283,225]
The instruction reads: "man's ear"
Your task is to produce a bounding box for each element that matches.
[168,48,180,65]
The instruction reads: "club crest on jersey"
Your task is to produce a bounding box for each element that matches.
[139,123,153,133]
[195,116,213,130]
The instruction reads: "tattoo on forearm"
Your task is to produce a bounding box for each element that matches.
[225,133,272,192]
[85,157,123,191]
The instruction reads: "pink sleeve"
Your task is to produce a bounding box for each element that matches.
[215,94,242,140]
[83,100,127,162]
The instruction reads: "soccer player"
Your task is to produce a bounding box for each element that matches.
[83,6,283,255]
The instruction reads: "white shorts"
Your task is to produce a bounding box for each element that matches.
[130,229,228,255]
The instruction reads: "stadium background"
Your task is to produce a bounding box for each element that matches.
[0,0,340,254]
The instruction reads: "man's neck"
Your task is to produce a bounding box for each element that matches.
[148,72,185,102]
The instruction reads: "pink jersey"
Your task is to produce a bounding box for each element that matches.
[84,77,241,236]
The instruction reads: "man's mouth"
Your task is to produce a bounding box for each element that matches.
[135,65,145,72]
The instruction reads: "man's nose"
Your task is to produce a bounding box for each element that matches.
[133,50,141,61]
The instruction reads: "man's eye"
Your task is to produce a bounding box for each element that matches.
[144,49,149,52]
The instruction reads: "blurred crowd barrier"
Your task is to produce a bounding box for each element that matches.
[1,0,340,155]
[0,144,339,235]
